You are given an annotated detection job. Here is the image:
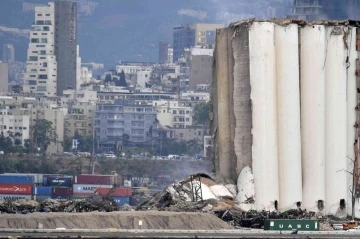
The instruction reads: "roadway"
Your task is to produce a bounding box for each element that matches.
[1,229,360,238]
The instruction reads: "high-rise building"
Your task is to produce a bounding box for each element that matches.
[159,41,170,64]
[173,23,224,62]
[55,0,77,95]
[0,62,9,94]
[23,1,77,96]
[23,2,57,96]
[288,0,360,21]
[3,44,15,62]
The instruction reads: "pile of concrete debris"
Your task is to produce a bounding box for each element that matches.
[0,198,131,214]
[137,172,330,229]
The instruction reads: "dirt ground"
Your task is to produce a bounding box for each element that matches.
[0,211,233,230]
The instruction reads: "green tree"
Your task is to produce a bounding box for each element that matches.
[193,102,210,126]
[118,70,127,87]
[104,74,112,84]
[122,133,130,147]
[32,119,58,153]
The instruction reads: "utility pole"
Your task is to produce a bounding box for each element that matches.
[91,110,96,174]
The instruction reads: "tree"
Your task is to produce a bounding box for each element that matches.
[122,133,130,147]
[118,70,127,87]
[104,74,112,84]
[32,119,58,153]
[193,102,210,126]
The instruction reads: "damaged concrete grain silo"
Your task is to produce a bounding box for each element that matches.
[211,19,360,217]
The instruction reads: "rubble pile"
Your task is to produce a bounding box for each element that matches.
[0,198,131,214]
[137,172,331,229]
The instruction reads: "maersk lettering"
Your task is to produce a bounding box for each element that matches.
[83,187,96,191]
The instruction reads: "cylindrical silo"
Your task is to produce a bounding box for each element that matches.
[249,22,279,211]
[275,24,302,211]
[325,26,348,216]
[300,25,326,212]
[346,27,358,217]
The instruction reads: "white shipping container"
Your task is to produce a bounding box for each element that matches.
[0,194,32,201]
[73,184,112,194]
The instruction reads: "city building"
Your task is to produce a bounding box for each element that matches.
[137,69,151,88]
[62,89,97,105]
[55,0,77,95]
[153,100,192,128]
[95,99,158,151]
[173,23,224,62]
[23,2,58,96]
[76,45,82,90]
[188,47,213,91]
[172,125,205,143]
[0,62,9,94]
[159,41,173,64]
[64,103,95,138]
[0,106,30,146]
[115,61,153,74]
[3,44,15,62]
[23,1,78,96]
[288,0,360,21]
[180,91,210,107]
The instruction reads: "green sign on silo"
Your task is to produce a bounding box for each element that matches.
[264,219,319,231]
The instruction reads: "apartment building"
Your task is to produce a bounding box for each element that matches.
[95,100,157,151]
[173,23,224,62]
[153,100,192,128]
[0,62,9,94]
[23,1,78,96]
[23,2,57,96]
[64,104,95,138]
[3,44,15,63]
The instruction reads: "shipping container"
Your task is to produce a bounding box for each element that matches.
[4,173,43,184]
[73,184,112,194]
[33,195,51,202]
[51,196,70,202]
[0,184,32,195]
[52,187,73,196]
[0,194,32,201]
[96,187,132,197]
[33,186,52,196]
[0,175,34,184]
[111,196,129,206]
[70,196,88,202]
[72,193,93,197]
[43,176,72,187]
[74,175,112,185]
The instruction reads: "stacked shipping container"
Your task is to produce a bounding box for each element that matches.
[0,174,131,206]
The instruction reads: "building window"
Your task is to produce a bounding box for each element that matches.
[37,86,47,92]
[36,20,44,25]
[46,14,50,16]
[42,33,47,35]
[23,127,27,130]
[39,50,46,55]
[29,75,36,77]
[173,110,177,114]
[186,118,189,122]
[37,14,42,16]
[44,20,52,25]
[43,62,47,67]
[38,74,48,79]
[29,56,38,61]
[40,57,46,59]
[43,26,50,31]
[31,69,37,72]
[31,38,39,43]
[41,38,48,43]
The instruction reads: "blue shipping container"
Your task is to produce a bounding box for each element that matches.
[111,196,129,206]
[33,187,52,196]
[0,175,34,184]
[43,177,72,187]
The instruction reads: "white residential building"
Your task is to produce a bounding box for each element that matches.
[62,89,97,105]
[23,3,57,96]
[153,100,192,128]
[137,69,151,88]
[0,107,30,146]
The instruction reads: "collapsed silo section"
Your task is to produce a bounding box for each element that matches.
[346,27,358,218]
[231,25,254,210]
[325,26,348,217]
[275,24,303,211]
[249,22,280,211]
[300,25,326,212]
